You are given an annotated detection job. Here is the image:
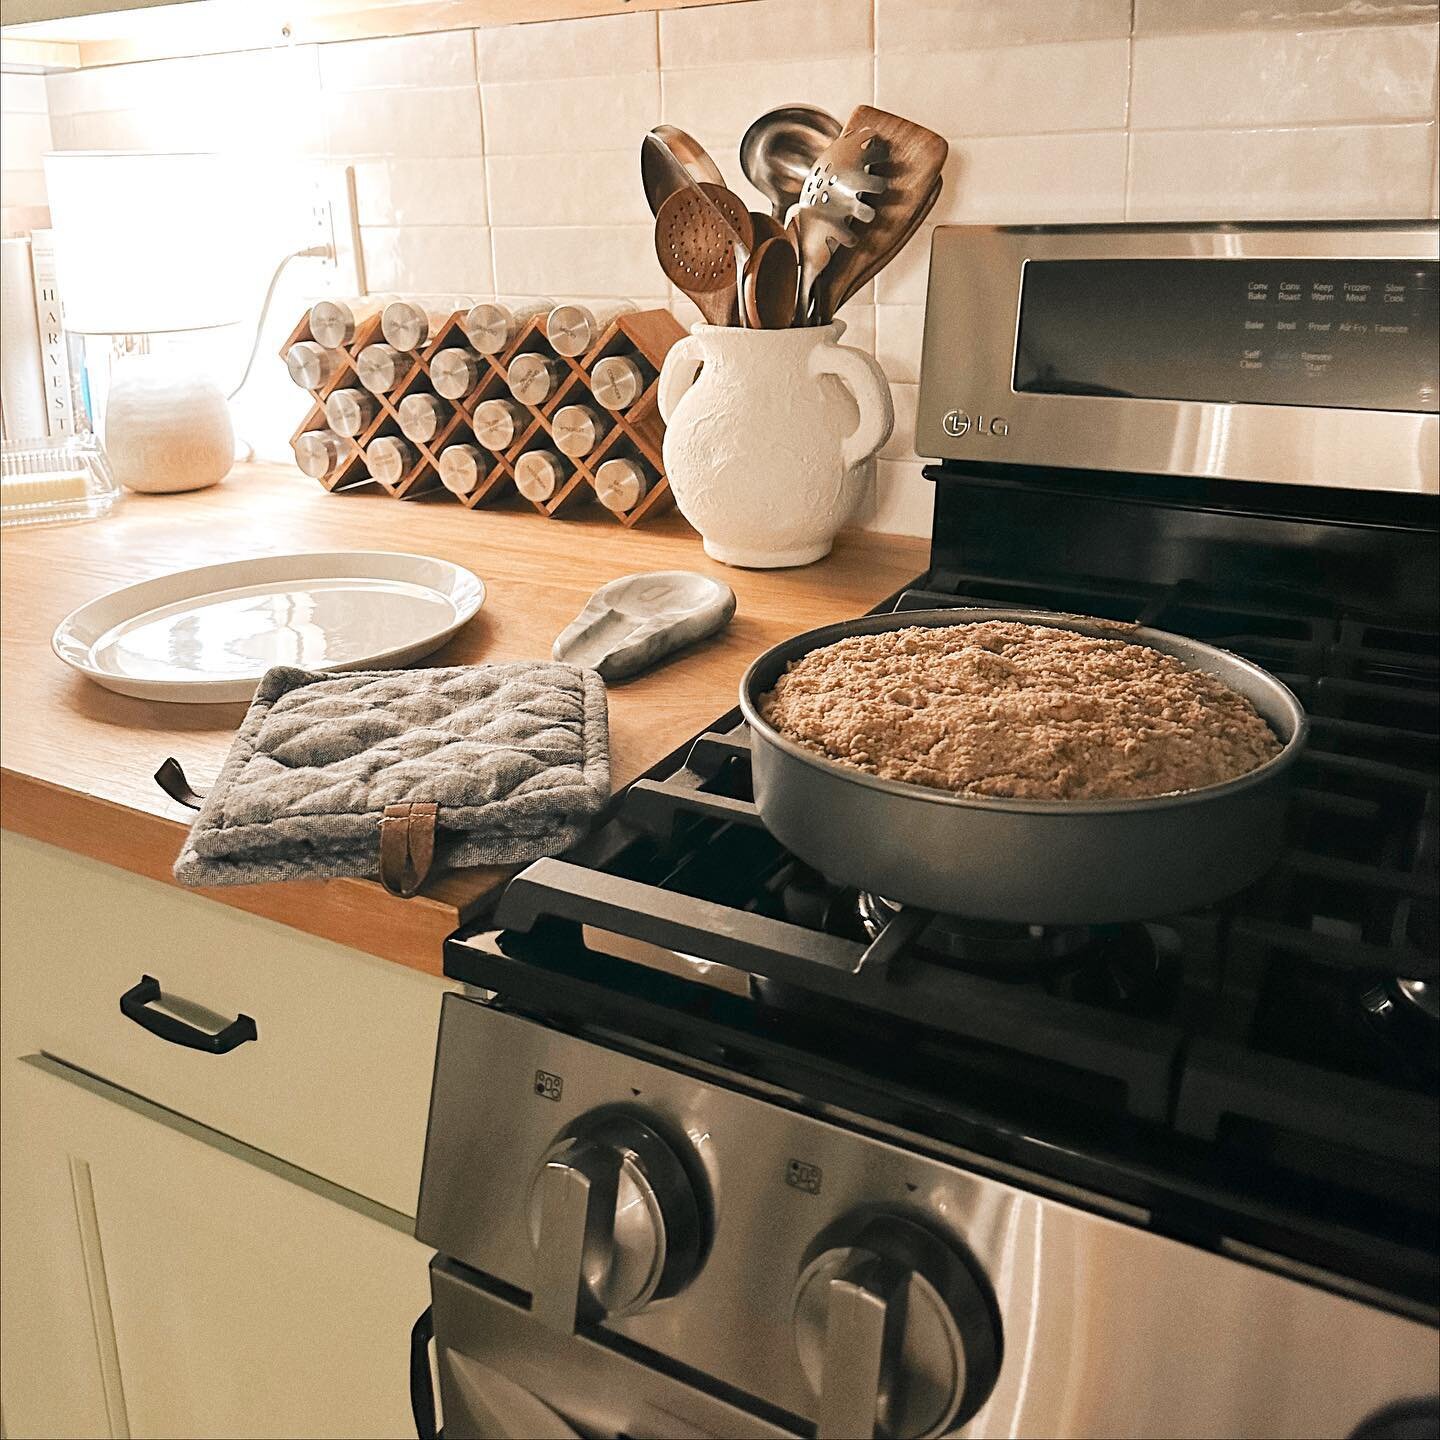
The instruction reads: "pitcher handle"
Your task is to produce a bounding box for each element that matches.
[657,335,705,424]
[811,344,895,470]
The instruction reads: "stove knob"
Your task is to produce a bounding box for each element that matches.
[526,1110,702,1335]
[792,1213,999,1440]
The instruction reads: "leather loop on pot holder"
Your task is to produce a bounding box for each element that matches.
[378,802,438,898]
[154,757,209,810]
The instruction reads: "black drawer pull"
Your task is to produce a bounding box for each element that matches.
[119,975,257,1054]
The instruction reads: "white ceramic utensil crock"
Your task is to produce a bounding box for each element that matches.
[657,322,894,568]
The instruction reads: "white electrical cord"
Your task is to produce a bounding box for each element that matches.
[227,242,332,401]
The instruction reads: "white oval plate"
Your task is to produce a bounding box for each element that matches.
[53,551,486,703]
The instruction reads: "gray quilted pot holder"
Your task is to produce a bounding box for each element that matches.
[172,662,609,893]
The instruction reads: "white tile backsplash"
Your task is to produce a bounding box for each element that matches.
[486,150,651,226]
[661,55,873,143]
[491,224,661,297]
[660,0,872,67]
[478,12,655,82]
[933,131,1129,223]
[482,72,657,155]
[324,86,483,158]
[876,0,1131,50]
[1127,121,1438,219]
[875,39,1131,138]
[874,221,937,306]
[874,304,926,384]
[1133,0,1438,34]
[319,30,476,91]
[880,382,920,461]
[361,224,493,293]
[1131,24,1439,129]
[873,459,934,537]
[24,0,1439,535]
[351,157,489,226]
[838,305,876,362]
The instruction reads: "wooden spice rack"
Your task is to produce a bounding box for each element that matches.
[282,304,686,527]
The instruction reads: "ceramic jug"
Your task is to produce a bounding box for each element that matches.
[657,322,894,568]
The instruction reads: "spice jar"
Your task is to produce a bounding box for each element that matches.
[324,388,378,437]
[513,449,569,504]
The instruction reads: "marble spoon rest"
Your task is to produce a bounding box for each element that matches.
[553,570,736,681]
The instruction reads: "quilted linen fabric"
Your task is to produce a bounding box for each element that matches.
[173,662,610,888]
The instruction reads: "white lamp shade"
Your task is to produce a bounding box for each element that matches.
[42,151,243,334]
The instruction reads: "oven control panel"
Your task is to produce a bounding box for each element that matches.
[1013,258,1438,414]
[916,222,1440,494]
[416,995,1438,1439]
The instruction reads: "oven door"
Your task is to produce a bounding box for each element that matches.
[421,1257,796,1440]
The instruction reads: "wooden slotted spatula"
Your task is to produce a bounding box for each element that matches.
[809,105,948,325]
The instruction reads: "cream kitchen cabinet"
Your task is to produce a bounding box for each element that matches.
[0,832,454,1438]
[1,1056,432,1439]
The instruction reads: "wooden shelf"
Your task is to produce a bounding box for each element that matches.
[1,0,751,71]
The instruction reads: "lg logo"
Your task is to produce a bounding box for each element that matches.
[943,409,1009,439]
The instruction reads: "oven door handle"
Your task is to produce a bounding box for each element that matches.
[411,1305,443,1440]
[412,1301,584,1440]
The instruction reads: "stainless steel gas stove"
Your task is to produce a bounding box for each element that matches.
[414,222,1439,1440]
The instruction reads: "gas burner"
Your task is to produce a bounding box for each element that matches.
[855,893,1173,1016]
[1358,976,1439,1084]
[1359,975,1438,1027]
[1395,978,1439,1023]
[856,892,1095,973]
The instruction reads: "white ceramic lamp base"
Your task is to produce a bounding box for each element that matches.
[104,353,235,494]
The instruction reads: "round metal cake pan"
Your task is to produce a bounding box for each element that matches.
[739,608,1308,926]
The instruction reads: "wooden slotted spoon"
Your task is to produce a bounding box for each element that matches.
[655,187,741,326]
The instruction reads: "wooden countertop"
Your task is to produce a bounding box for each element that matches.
[0,464,927,975]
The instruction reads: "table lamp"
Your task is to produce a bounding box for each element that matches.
[42,151,241,493]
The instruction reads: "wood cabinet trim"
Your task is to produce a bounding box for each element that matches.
[2,0,753,71]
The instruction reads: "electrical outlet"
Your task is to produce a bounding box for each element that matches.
[310,196,336,263]
[308,165,362,296]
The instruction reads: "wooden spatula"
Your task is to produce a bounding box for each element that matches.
[809,105,948,325]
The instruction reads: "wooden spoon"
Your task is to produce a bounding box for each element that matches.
[743,235,799,329]
[655,187,740,326]
[749,210,789,249]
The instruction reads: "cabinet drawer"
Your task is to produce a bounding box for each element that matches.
[1,832,454,1216]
